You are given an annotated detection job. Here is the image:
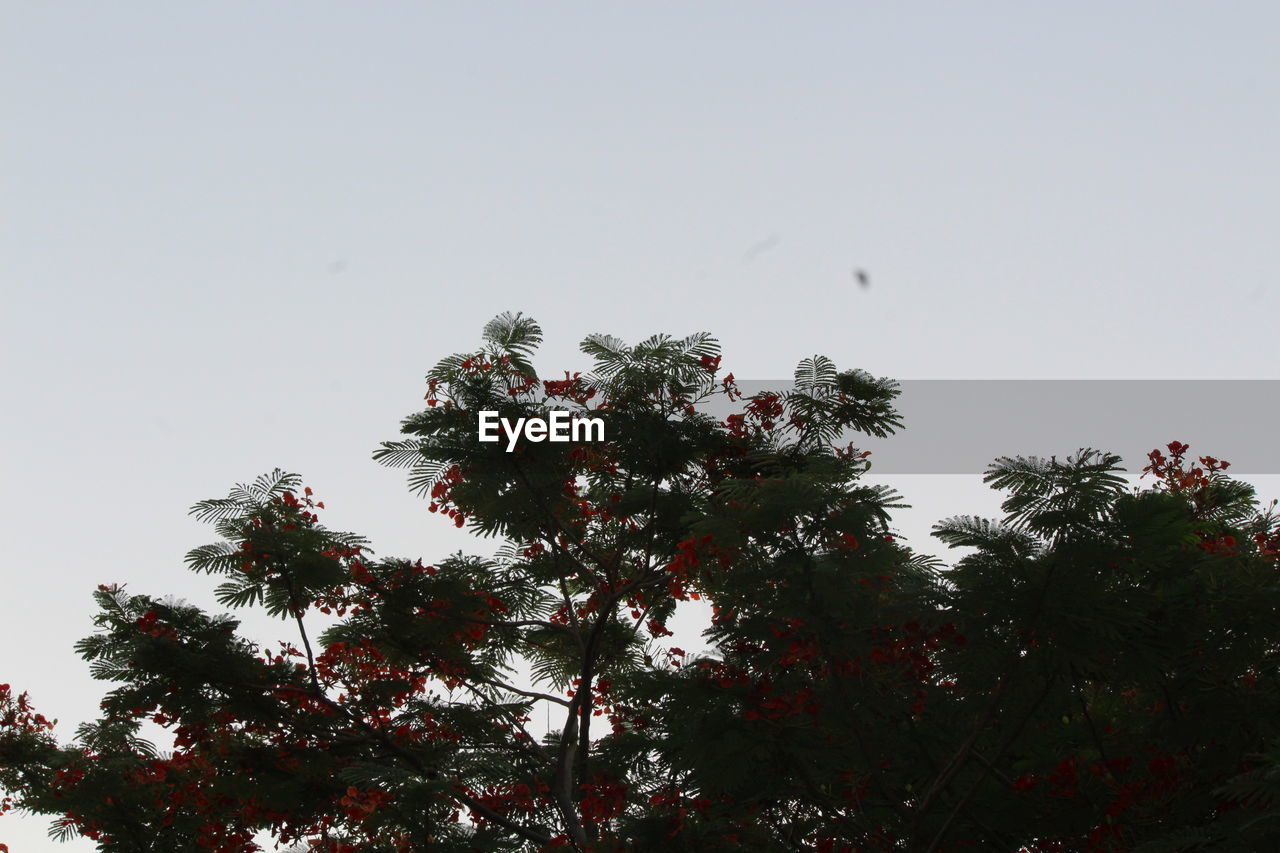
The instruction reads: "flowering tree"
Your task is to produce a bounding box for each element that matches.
[4,312,1280,852]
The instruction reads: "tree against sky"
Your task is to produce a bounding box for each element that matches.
[4,313,1280,852]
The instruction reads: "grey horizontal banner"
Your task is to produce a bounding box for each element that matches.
[703,381,1279,475]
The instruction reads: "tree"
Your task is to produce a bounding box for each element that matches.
[4,311,1280,852]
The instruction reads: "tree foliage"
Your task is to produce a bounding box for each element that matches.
[4,315,1280,852]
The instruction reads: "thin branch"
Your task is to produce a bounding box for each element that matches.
[923,672,1058,853]
[477,677,571,708]
[910,557,1063,842]
[461,683,555,764]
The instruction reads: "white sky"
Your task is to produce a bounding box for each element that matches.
[4,3,1278,848]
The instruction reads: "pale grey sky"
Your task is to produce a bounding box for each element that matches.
[4,3,1279,847]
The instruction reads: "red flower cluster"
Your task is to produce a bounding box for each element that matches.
[578,774,628,825]
[427,464,466,527]
[543,371,596,405]
[1141,441,1229,498]
[0,683,55,737]
[663,535,714,600]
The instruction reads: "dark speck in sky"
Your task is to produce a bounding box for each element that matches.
[742,234,780,263]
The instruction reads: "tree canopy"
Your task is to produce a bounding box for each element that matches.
[4,312,1280,852]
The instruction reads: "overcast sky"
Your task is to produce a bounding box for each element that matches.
[4,3,1279,847]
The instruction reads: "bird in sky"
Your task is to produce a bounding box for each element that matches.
[854,269,869,288]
